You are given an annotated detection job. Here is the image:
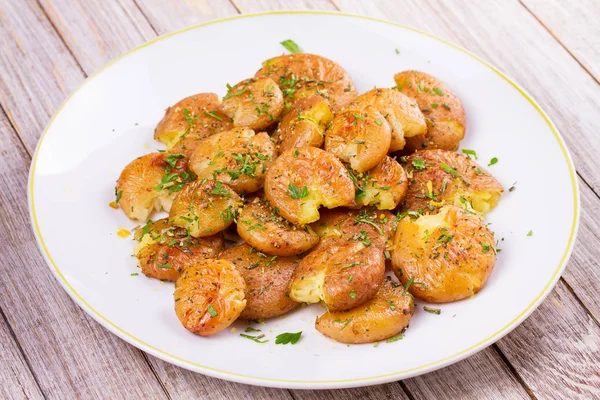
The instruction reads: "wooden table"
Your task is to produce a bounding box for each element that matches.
[1,0,599,398]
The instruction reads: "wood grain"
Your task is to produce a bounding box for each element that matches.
[521,0,600,83]
[232,0,337,12]
[0,303,44,399]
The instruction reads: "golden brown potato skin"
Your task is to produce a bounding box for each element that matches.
[189,128,275,194]
[134,219,224,282]
[255,53,357,111]
[391,205,496,303]
[264,147,355,225]
[115,152,193,221]
[289,236,385,312]
[275,95,334,154]
[237,197,319,256]
[169,180,241,237]
[315,279,414,344]
[311,208,396,252]
[221,77,284,130]
[325,106,391,173]
[394,71,466,152]
[353,156,408,210]
[349,88,426,152]
[403,149,503,215]
[219,243,299,320]
[174,259,246,336]
[155,93,233,156]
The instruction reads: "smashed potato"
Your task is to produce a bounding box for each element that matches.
[315,279,414,344]
[115,152,194,221]
[349,88,426,152]
[351,156,407,210]
[275,95,334,154]
[394,71,466,152]
[134,219,224,281]
[221,77,284,130]
[391,205,496,303]
[174,259,246,336]
[154,93,233,155]
[324,106,392,173]
[219,243,299,319]
[264,147,355,225]
[403,149,503,215]
[169,180,241,237]
[255,53,357,111]
[189,128,275,194]
[289,236,385,312]
[237,197,319,256]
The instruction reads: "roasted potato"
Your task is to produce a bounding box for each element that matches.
[169,180,241,237]
[174,259,246,336]
[289,236,385,312]
[275,95,334,154]
[189,128,275,194]
[255,53,357,111]
[403,149,503,215]
[324,106,392,173]
[264,147,355,225]
[348,88,426,152]
[394,71,466,152]
[154,93,233,155]
[133,219,224,281]
[219,243,299,319]
[310,208,396,252]
[115,152,194,221]
[221,77,284,130]
[315,278,414,344]
[351,156,408,210]
[391,204,496,303]
[237,197,319,256]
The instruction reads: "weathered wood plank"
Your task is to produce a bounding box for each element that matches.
[0,308,44,400]
[497,280,600,398]
[232,0,337,12]
[135,0,239,36]
[291,384,411,400]
[521,0,600,83]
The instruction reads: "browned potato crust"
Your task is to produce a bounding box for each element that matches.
[115,152,194,221]
[154,93,233,155]
[189,128,275,194]
[275,95,334,154]
[134,219,224,281]
[169,180,241,237]
[394,71,466,152]
[264,147,355,225]
[221,77,284,130]
[349,88,426,152]
[289,236,385,312]
[391,205,496,303]
[219,243,299,319]
[315,279,414,344]
[237,197,319,256]
[174,259,246,336]
[403,149,503,215]
[255,53,357,111]
[310,208,396,252]
[352,156,408,210]
[324,106,391,173]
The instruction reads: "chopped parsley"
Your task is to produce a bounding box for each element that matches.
[288,183,309,199]
[210,181,231,197]
[275,331,302,345]
[157,263,172,269]
[395,48,400,54]
[440,162,470,186]
[240,333,268,343]
[386,333,405,343]
[412,158,426,171]
[461,149,478,159]
[204,111,223,121]
[386,300,396,311]
[115,189,123,203]
[432,87,443,96]
[423,306,441,315]
[280,39,303,53]
[527,230,533,236]
[350,230,372,246]
[488,157,498,166]
[207,304,218,317]
[349,289,357,299]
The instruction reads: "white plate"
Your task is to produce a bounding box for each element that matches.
[29,11,579,389]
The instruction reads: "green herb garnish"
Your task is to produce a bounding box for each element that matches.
[275,331,302,345]
[280,39,303,53]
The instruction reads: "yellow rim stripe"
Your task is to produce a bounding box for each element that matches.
[28,11,580,386]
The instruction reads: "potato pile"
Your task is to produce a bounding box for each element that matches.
[114,52,504,344]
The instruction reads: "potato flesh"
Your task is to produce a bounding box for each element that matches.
[174,260,246,336]
[189,128,274,194]
[325,107,391,173]
[221,77,284,130]
[169,180,241,237]
[354,156,408,210]
[391,205,497,303]
[264,147,355,225]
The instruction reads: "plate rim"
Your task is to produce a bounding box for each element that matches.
[27,10,580,389]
